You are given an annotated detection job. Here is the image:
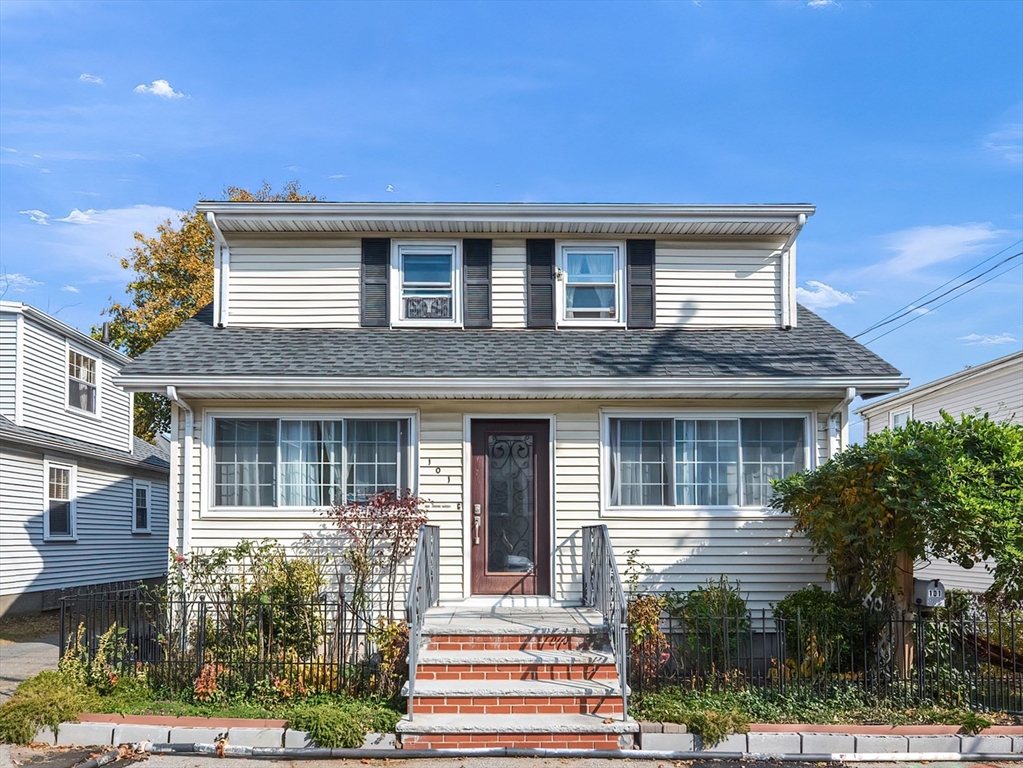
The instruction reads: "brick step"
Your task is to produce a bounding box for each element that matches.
[417,649,617,680]
[396,713,638,750]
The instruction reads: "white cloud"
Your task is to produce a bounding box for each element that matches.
[2,146,17,153]
[285,165,301,172]
[40,168,51,174]
[0,272,43,294]
[808,0,838,7]
[983,124,1023,163]
[56,208,100,224]
[327,174,347,179]
[957,332,1018,346]
[133,79,186,99]
[19,209,50,225]
[880,223,1003,276]
[386,184,395,193]
[79,73,103,85]
[61,285,80,293]
[795,280,855,310]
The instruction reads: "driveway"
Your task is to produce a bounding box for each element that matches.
[0,632,59,703]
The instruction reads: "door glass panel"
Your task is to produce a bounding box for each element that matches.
[487,434,535,574]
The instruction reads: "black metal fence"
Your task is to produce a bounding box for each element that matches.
[630,607,1022,712]
[59,587,383,697]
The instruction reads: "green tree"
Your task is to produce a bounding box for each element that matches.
[97,182,320,441]
[772,412,1023,609]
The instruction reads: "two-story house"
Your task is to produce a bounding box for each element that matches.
[115,202,907,748]
[0,302,170,617]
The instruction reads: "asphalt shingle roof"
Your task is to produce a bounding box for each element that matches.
[0,416,170,472]
[121,304,900,380]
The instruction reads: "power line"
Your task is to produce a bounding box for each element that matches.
[854,239,1023,338]
[861,258,1023,346]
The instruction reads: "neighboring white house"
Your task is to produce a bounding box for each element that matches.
[0,303,171,616]
[116,202,907,609]
[857,349,1023,593]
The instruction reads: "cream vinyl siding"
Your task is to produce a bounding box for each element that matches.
[20,318,131,452]
[221,237,787,329]
[0,447,169,597]
[227,236,362,328]
[0,311,17,419]
[180,398,836,610]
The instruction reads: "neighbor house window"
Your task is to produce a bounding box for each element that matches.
[393,243,460,325]
[559,244,624,324]
[68,350,97,413]
[133,480,152,533]
[609,416,808,508]
[45,461,76,539]
[213,417,410,508]
[890,408,911,430]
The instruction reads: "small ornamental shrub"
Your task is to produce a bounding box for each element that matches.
[287,699,401,748]
[664,577,750,674]
[628,594,666,692]
[0,671,100,745]
[774,585,875,673]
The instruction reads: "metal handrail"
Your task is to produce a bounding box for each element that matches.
[581,524,628,720]
[405,524,440,722]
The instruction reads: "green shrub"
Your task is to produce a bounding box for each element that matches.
[286,699,400,748]
[663,576,750,673]
[0,671,100,745]
[774,585,874,673]
[635,689,749,746]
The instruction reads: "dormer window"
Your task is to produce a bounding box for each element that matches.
[68,349,98,413]
[392,242,461,326]
[558,243,625,326]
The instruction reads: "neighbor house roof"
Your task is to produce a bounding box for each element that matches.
[0,416,170,473]
[116,304,905,400]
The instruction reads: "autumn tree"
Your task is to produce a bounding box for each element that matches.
[772,413,1023,610]
[98,181,320,441]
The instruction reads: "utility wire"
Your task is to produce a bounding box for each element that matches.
[861,258,1023,346]
[854,239,1023,338]
[854,249,1023,339]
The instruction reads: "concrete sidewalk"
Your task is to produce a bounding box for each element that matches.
[0,633,60,703]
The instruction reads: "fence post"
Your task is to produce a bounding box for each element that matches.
[196,596,207,679]
[915,611,925,702]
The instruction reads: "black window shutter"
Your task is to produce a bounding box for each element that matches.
[627,239,656,329]
[361,238,390,327]
[526,239,556,328]
[462,239,492,328]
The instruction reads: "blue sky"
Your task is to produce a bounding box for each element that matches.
[1,0,1020,431]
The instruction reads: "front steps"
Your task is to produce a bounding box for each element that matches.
[396,607,638,749]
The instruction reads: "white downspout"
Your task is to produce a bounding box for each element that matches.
[207,212,229,328]
[779,212,807,330]
[828,386,856,458]
[167,386,194,554]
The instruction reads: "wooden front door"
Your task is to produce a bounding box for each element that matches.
[470,420,550,596]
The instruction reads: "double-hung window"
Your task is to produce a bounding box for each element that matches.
[133,480,152,533]
[559,244,624,325]
[607,415,808,509]
[212,416,411,508]
[45,461,76,539]
[392,243,460,325]
[68,350,98,413]
[890,408,912,430]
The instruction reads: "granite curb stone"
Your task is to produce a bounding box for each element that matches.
[225,727,284,747]
[747,732,802,754]
[31,727,55,745]
[906,735,962,752]
[112,725,170,745]
[854,735,909,753]
[959,734,1014,753]
[701,733,748,752]
[54,723,114,747]
[800,733,856,754]
[634,732,697,751]
[168,727,228,744]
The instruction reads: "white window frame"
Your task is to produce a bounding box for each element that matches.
[65,342,101,419]
[890,407,912,429]
[201,408,420,519]
[132,479,152,534]
[43,458,77,541]
[599,407,815,519]
[557,241,626,327]
[390,241,462,327]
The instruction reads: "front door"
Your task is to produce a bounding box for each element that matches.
[470,420,550,596]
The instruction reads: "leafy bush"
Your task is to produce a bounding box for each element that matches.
[774,585,875,673]
[0,671,100,745]
[635,688,749,746]
[287,699,400,748]
[664,577,750,673]
[628,594,666,691]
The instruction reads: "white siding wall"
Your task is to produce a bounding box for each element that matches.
[0,446,170,597]
[180,398,836,610]
[222,237,784,330]
[0,311,18,420]
[19,319,131,452]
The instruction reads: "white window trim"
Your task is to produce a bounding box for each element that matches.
[556,241,626,328]
[64,341,102,421]
[132,479,153,533]
[390,241,462,327]
[598,407,815,519]
[890,407,913,429]
[43,457,77,541]
[201,408,420,519]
